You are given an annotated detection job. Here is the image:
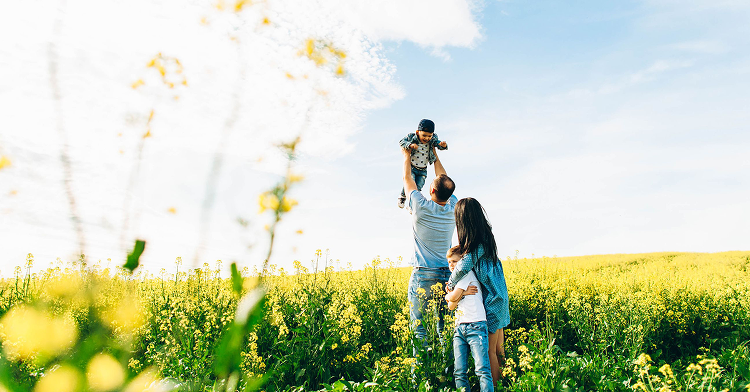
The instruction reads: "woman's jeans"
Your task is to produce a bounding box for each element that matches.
[408,267,452,351]
[453,320,494,392]
[401,166,428,198]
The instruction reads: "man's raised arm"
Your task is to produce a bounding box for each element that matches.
[433,146,447,177]
[403,149,417,197]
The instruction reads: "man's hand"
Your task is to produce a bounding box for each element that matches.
[439,141,447,148]
[409,143,418,150]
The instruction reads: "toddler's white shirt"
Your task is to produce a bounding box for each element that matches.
[454,270,486,324]
[411,143,429,170]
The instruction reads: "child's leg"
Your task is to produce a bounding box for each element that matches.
[468,322,494,392]
[452,325,471,392]
[413,168,427,191]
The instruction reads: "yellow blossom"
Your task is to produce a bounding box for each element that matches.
[258,192,279,213]
[280,197,297,212]
[234,0,251,12]
[0,305,77,360]
[123,368,160,392]
[131,79,144,89]
[45,274,83,299]
[101,296,145,334]
[0,155,12,170]
[34,365,81,392]
[87,353,125,392]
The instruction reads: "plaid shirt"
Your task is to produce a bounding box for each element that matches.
[399,132,448,165]
[447,245,510,331]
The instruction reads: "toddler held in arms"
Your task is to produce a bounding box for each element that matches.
[445,246,494,392]
[397,118,448,208]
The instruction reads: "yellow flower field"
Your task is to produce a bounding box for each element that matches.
[0,251,748,391]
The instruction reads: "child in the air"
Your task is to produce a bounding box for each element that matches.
[398,118,448,208]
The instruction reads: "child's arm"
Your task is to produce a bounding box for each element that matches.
[399,134,417,150]
[445,287,465,310]
[430,133,448,150]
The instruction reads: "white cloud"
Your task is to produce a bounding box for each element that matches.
[337,0,484,49]
[668,39,731,54]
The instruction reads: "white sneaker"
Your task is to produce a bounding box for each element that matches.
[398,197,406,208]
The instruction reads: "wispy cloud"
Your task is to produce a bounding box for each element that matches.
[668,39,731,54]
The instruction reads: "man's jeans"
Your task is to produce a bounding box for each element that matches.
[408,267,452,351]
[401,166,428,199]
[453,321,494,392]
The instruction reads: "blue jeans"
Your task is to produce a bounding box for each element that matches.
[453,321,494,392]
[408,267,452,351]
[400,166,428,199]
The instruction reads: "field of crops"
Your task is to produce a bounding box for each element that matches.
[1,251,749,392]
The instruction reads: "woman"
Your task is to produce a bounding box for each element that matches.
[446,197,510,384]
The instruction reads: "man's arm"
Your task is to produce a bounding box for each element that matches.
[432,146,447,177]
[403,148,417,196]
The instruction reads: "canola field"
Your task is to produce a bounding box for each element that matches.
[1,251,749,392]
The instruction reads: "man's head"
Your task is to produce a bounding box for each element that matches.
[446,246,462,271]
[416,119,435,144]
[429,174,455,203]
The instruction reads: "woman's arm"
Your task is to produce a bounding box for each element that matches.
[446,252,476,291]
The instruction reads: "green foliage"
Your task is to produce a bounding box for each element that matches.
[1,252,750,391]
[124,239,146,273]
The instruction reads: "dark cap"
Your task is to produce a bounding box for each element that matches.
[417,119,435,133]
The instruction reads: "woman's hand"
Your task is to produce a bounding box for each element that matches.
[445,284,478,296]
[463,285,478,296]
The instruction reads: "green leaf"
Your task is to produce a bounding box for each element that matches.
[124,239,146,272]
[231,262,243,295]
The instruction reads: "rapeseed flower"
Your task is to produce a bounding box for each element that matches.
[34,365,81,392]
[0,305,77,361]
[87,353,125,391]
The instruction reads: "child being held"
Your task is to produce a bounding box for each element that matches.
[398,118,448,208]
[445,246,494,392]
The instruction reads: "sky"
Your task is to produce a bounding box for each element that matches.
[1,0,749,276]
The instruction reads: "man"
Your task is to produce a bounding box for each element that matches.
[402,145,466,346]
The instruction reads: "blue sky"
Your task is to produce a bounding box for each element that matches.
[297,0,750,268]
[1,0,748,273]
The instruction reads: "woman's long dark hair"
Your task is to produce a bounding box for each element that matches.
[455,197,498,262]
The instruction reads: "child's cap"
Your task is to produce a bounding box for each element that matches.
[417,119,435,133]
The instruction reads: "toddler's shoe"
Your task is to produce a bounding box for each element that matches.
[398,196,406,209]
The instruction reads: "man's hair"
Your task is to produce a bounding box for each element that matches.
[433,174,455,202]
[446,245,461,258]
